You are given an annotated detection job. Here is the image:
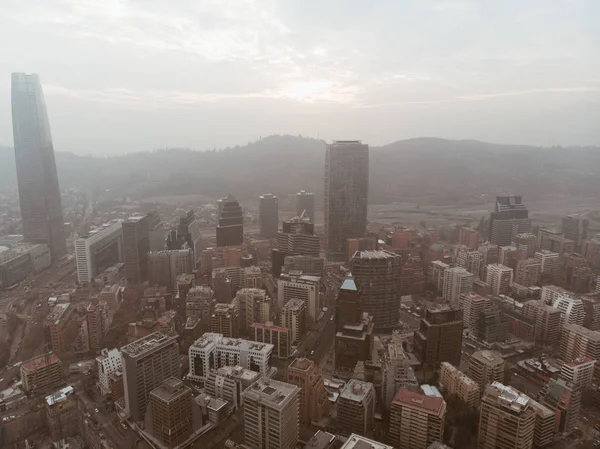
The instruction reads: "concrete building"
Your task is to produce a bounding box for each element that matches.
[259,194,279,238]
[350,250,401,330]
[146,378,193,448]
[428,260,450,292]
[121,332,180,421]
[186,286,215,333]
[243,378,300,449]
[468,350,505,392]
[381,340,418,410]
[43,303,81,354]
[75,220,123,283]
[242,265,262,289]
[442,267,474,307]
[439,362,480,409]
[498,245,519,272]
[582,238,600,269]
[241,288,271,332]
[478,382,536,449]
[147,211,165,252]
[485,263,514,296]
[278,272,320,320]
[341,435,393,449]
[96,348,122,396]
[389,388,446,449]
[11,73,66,259]
[539,378,581,434]
[461,292,491,332]
[337,379,375,437]
[477,308,508,343]
[287,358,327,426]
[478,243,499,278]
[535,250,560,276]
[560,358,596,389]
[86,301,109,353]
[514,233,537,259]
[204,366,260,408]
[296,190,315,222]
[400,255,426,295]
[523,300,562,346]
[188,333,273,381]
[538,230,575,259]
[324,141,369,260]
[414,307,463,369]
[210,302,239,338]
[562,214,589,250]
[528,399,557,449]
[147,249,193,290]
[515,258,541,287]
[559,324,600,363]
[217,194,244,247]
[489,195,531,246]
[281,298,306,345]
[273,212,320,277]
[20,353,64,395]
[552,295,584,327]
[454,246,482,278]
[458,227,480,250]
[0,243,51,288]
[122,214,153,284]
[282,255,324,278]
[251,322,291,359]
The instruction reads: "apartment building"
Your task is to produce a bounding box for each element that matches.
[560,358,596,389]
[96,348,122,396]
[439,362,480,409]
[281,298,306,345]
[485,264,514,296]
[442,267,474,307]
[523,300,562,346]
[278,272,321,321]
[468,350,505,392]
[287,358,328,426]
[20,353,64,395]
[204,365,260,408]
[337,379,375,437]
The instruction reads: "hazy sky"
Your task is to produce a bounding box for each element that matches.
[0,0,598,155]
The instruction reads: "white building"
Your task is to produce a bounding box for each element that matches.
[442,267,474,307]
[552,295,585,326]
[204,365,260,408]
[485,263,514,296]
[428,261,450,292]
[454,246,483,278]
[461,292,491,332]
[75,220,123,283]
[281,298,306,345]
[96,348,122,396]
[535,250,560,275]
[243,378,300,449]
[278,272,320,320]
[188,333,273,382]
[560,358,596,389]
[541,285,571,305]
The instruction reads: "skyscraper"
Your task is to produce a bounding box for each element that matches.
[296,190,315,222]
[11,73,66,259]
[413,307,463,369]
[272,212,321,277]
[324,141,369,260]
[217,195,244,247]
[122,214,152,284]
[258,193,278,238]
[489,195,531,246]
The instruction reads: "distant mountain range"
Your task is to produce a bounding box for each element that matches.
[1,135,599,205]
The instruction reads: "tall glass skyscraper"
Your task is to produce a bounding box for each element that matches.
[324,140,369,260]
[11,73,66,259]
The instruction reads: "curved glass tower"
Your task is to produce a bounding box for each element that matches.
[11,73,66,259]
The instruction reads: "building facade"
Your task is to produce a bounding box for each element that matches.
[259,193,279,238]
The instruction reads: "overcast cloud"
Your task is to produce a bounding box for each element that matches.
[0,0,598,155]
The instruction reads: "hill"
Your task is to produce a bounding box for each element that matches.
[1,136,599,205]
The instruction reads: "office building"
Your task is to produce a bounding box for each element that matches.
[454,246,482,278]
[147,249,193,289]
[442,267,474,307]
[147,211,165,252]
[75,220,123,283]
[122,214,152,284]
[188,333,273,382]
[11,73,66,259]
[296,190,315,222]
[559,324,600,363]
[282,255,325,277]
[539,378,581,434]
[243,378,300,449]
[324,141,369,260]
[485,263,514,296]
[389,389,446,449]
[0,243,51,288]
[534,250,560,277]
[337,379,375,436]
[210,302,239,338]
[287,358,328,426]
[478,243,499,277]
[350,250,401,330]
[259,193,279,238]
[400,255,426,295]
[478,382,535,449]
[242,265,262,289]
[217,194,244,247]
[489,195,531,246]
[381,340,418,409]
[278,272,320,320]
[523,300,562,346]
[414,307,463,369]
[439,362,480,408]
[146,378,193,448]
[461,292,491,332]
[273,212,320,276]
[562,214,589,250]
[20,353,64,394]
[458,227,480,249]
[241,288,271,331]
[515,258,541,287]
[186,286,215,333]
[428,260,450,292]
[514,233,537,259]
[342,435,393,449]
[552,295,584,326]
[477,308,508,343]
[538,229,575,259]
[205,365,260,408]
[96,348,122,396]
[281,298,306,345]
[43,303,81,354]
[251,322,291,359]
[87,301,109,352]
[560,358,595,389]
[165,210,203,267]
[121,332,180,421]
[468,350,505,392]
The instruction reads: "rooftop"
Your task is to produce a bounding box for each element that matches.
[485,382,531,412]
[289,357,314,372]
[306,431,336,449]
[472,350,504,365]
[22,353,60,372]
[214,365,259,382]
[562,323,600,341]
[564,357,595,367]
[150,377,190,403]
[352,250,397,260]
[340,379,373,403]
[392,388,445,414]
[341,434,393,449]
[243,378,299,409]
[192,333,273,354]
[121,331,177,357]
[45,303,71,324]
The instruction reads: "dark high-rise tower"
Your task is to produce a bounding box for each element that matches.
[122,214,151,284]
[216,194,243,247]
[489,195,531,246]
[259,193,278,238]
[11,73,66,259]
[324,141,369,260]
